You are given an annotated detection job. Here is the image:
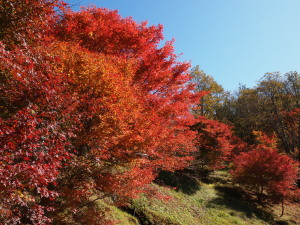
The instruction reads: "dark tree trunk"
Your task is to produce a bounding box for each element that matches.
[280,198,285,217]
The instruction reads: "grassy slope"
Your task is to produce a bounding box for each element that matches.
[99,201,140,225]
[128,183,269,225]
[103,170,298,225]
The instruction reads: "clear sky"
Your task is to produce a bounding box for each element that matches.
[65,0,300,92]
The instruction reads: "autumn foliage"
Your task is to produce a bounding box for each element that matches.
[231,132,299,203]
[1,0,299,224]
[0,0,204,223]
[191,117,235,170]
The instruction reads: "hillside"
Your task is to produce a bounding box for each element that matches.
[97,171,299,225]
[1,1,299,224]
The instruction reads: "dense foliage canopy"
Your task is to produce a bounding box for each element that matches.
[0,1,204,223]
[0,0,299,223]
[231,132,298,205]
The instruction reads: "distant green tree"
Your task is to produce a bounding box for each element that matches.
[224,72,300,157]
[255,72,300,157]
[191,66,229,120]
[284,71,300,108]
[231,85,266,143]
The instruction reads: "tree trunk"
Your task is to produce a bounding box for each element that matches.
[280,198,284,217]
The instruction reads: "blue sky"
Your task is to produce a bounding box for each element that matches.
[65,0,300,92]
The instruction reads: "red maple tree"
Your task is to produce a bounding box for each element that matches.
[191,117,235,170]
[0,1,204,223]
[231,132,299,216]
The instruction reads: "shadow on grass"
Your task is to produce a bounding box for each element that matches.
[206,185,276,223]
[154,170,201,195]
[120,206,153,225]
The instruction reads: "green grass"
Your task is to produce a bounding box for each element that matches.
[53,198,139,225]
[114,170,297,225]
[97,201,139,225]
[84,170,297,225]
[53,171,298,224]
[127,181,270,225]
